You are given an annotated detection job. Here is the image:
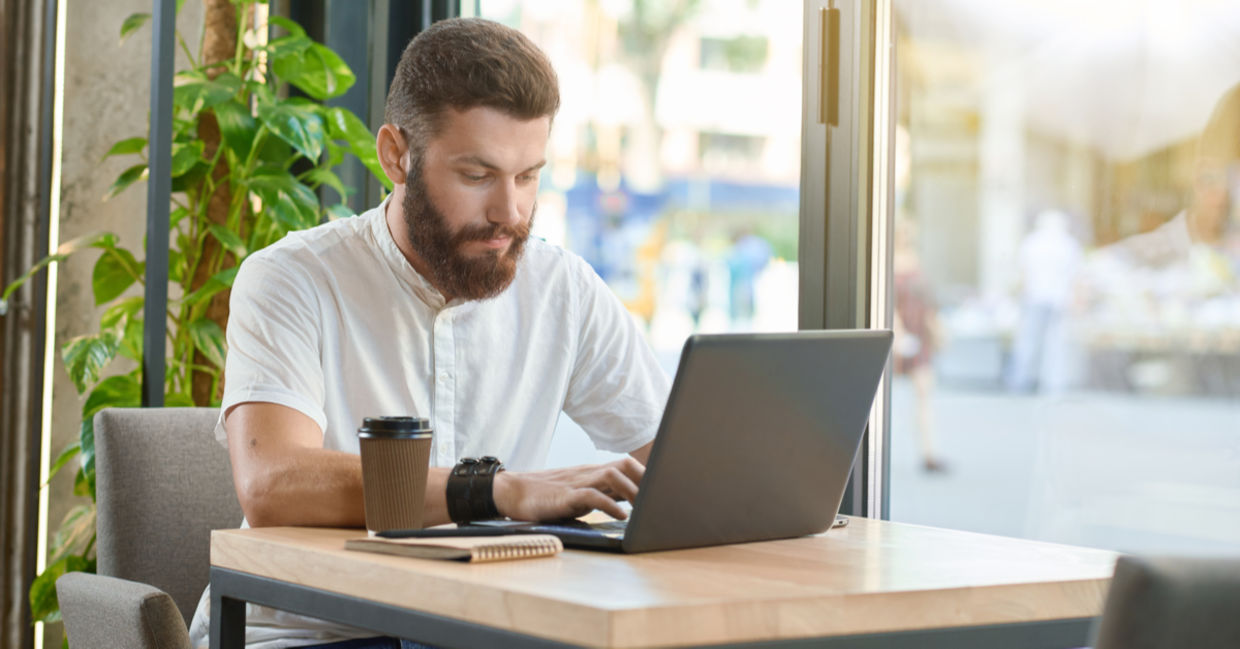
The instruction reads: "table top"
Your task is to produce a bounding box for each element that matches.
[211,517,1117,648]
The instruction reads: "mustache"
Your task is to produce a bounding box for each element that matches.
[452,221,530,244]
[448,204,537,247]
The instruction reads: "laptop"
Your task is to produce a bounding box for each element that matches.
[476,330,891,553]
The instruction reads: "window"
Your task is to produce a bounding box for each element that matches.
[885,0,1240,554]
[472,0,802,465]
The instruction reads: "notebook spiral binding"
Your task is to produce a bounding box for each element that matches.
[472,536,563,563]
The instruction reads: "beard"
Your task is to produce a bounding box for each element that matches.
[402,162,535,301]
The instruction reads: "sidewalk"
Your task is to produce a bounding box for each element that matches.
[889,379,1240,555]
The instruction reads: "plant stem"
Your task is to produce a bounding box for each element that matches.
[231,2,247,77]
[177,32,197,68]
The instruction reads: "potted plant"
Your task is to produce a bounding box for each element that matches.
[2,0,388,629]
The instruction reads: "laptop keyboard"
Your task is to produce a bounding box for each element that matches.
[470,517,629,539]
[535,518,628,538]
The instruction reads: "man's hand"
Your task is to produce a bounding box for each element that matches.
[492,457,646,522]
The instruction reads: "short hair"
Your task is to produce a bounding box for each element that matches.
[384,18,560,156]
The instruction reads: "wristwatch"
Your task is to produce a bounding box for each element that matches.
[446,456,504,524]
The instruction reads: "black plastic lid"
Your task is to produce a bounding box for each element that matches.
[357,416,432,439]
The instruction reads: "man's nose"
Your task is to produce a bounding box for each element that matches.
[487,179,523,226]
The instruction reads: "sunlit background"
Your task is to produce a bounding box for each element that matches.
[888,0,1240,555]
[471,0,1240,556]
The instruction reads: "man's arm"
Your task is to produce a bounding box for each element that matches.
[228,402,648,527]
[629,441,653,465]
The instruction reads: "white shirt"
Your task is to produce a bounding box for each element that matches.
[188,198,671,648]
[1019,219,1083,307]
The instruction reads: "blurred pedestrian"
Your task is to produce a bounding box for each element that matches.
[893,219,946,472]
[1006,209,1083,394]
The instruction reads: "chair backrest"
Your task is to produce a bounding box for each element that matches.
[94,407,242,625]
[1093,555,1240,649]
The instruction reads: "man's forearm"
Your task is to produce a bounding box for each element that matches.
[238,449,453,528]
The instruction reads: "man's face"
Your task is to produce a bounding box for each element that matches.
[401,106,549,301]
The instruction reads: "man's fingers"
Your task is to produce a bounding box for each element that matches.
[614,456,645,483]
[572,487,628,520]
[596,466,639,502]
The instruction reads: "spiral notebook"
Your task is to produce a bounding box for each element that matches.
[345,534,563,563]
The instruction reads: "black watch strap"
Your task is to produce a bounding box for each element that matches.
[446,456,504,524]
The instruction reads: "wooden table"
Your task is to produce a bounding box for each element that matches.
[209,517,1117,649]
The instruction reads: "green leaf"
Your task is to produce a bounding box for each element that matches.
[118,315,143,362]
[183,266,238,308]
[268,15,307,38]
[92,247,144,305]
[325,203,355,221]
[170,140,205,177]
[207,225,247,257]
[119,12,150,43]
[104,163,148,200]
[49,504,95,564]
[255,132,292,164]
[61,332,121,394]
[274,42,355,100]
[213,100,258,161]
[325,107,388,190]
[47,442,81,482]
[78,417,96,500]
[302,167,350,198]
[324,106,372,147]
[323,140,346,168]
[170,206,190,229]
[188,318,228,370]
[164,392,196,408]
[171,161,209,194]
[257,102,324,161]
[73,466,92,498]
[100,295,144,330]
[168,250,185,285]
[249,169,320,230]
[30,558,66,623]
[101,136,146,160]
[82,373,141,422]
[173,71,242,113]
[266,33,312,65]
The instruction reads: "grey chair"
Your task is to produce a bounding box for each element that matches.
[56,407,241,649]
[1092,555,1240,649]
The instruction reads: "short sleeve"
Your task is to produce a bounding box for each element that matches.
[562,259,671,453]
[217,253,327,444]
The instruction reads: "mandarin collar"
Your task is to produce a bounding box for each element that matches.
[370,195,452,310]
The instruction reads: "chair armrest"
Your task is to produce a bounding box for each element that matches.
[56,572,191,649]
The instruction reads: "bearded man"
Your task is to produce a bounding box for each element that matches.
[188,18,670,648]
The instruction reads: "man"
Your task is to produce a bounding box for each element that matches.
[188,18,671,648]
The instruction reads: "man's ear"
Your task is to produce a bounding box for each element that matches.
[376,124,409,186]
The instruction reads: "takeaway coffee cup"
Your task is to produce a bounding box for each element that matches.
[358,416,433,534]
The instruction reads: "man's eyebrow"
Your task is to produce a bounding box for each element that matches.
[451,155,547,174]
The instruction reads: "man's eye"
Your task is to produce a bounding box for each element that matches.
[463,173,486,182]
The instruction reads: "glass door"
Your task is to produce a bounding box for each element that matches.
[884,0,1240,553]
